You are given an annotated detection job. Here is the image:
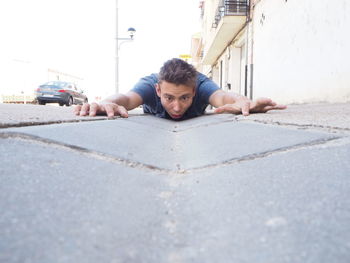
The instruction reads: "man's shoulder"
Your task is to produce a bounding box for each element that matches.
[131,73,158,94]
[196,73,219,91]
[140,73,159,85]
[196,72,207,81]
[193,72,220,104]
[131,73,159,106]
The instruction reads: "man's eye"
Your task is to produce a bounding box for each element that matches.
[181,96,190,101]
[165,97,172,101]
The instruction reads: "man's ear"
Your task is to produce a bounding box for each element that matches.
[155,83,161,97]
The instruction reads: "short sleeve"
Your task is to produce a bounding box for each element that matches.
[130,74,158,106]
[196,73,220,104]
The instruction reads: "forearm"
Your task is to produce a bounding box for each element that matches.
[222,92,247,104]
[101,91,142,111]
[209,90,248,108]
[102,93,129,106]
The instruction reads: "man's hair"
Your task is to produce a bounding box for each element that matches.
[158,58,197,88]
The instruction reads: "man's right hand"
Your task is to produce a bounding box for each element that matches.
[74,102,129,118]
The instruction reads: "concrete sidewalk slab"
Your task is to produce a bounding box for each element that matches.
[175,142,350,262]
[1,103,350,263]
[1,102,350,131]
[234,102,350,131]
[0,103,143,128]
[0,138,174,263]
[1,115,339,170]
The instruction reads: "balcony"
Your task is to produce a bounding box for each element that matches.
[202,0,248,65]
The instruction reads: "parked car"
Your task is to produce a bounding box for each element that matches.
[35,81,88,106]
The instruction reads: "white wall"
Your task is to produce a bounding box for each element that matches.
[252,0,350,103]
[212,63,220,86]
[228,46,242,94]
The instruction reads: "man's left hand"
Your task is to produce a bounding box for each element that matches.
[214,97,287,116]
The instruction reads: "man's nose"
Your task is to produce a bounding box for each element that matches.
[173,101,181,112]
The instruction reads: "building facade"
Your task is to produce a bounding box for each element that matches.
[193,0,350,104]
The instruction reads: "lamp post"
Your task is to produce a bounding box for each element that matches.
[115,0,136,94]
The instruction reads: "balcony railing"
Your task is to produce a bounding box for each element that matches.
[212,0,248,28]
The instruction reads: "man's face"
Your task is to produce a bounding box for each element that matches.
[156,81,195,120]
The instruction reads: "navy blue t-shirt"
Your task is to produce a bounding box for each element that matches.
[131,73,219,120]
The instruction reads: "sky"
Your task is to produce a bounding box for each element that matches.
[0,0,201,99]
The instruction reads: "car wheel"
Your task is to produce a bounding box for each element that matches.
[59,103,64,106]
[38,100,46,105]
[66,97,73,106]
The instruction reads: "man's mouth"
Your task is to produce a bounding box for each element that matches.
[170,114,183,119]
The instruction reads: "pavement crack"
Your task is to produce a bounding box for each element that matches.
[0,117,109,129]
[188,136,344,172]
[0,132,171,173]
[177,120,236,132]
[125,115,238,133]
[237,119,350,134]
[1,132,346,174]
[0,114,147,129]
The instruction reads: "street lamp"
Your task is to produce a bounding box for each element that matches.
[115,0,136,94]
[127,27,136,39]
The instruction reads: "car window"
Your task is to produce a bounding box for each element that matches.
[43,81,67,87]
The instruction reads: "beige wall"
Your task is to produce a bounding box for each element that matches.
[199,0,249,95]
[201,0,221,60]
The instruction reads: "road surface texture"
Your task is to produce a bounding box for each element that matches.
[1,102,350,263]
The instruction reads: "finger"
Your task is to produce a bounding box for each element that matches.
[79,103,90,116]
[116,105,129,118]
[263,104,287,112]
[256,97,274,106]
[89,102,99,116]
[104,104,117,118]
[214,106,225,114]
[74,105,82,116]
[214,105,240,114]
[242,101,250,116]
[275,104,287,110]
